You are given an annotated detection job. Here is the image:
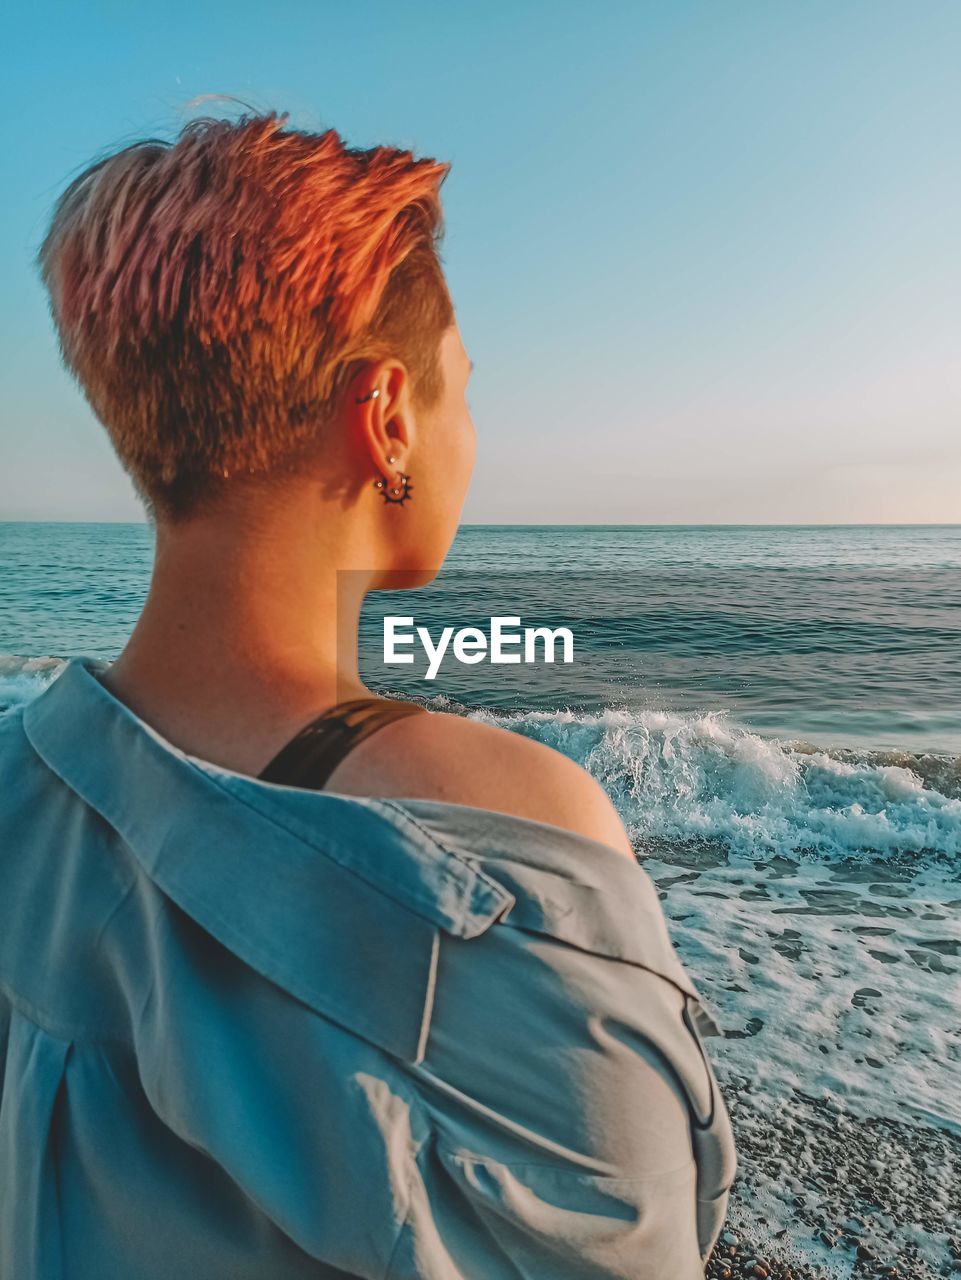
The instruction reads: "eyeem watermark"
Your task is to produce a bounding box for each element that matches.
[384,616,575,680]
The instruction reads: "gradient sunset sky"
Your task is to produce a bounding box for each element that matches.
[2,0,958,523]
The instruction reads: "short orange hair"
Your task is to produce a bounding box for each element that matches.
[37,111,454,521]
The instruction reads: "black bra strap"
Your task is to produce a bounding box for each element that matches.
[257,697,427,789]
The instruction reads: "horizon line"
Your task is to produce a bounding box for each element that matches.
[2,519,961,530]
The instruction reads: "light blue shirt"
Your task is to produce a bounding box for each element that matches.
[0,655,735,1278]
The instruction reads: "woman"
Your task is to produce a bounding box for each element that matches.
[0,112,735,1278]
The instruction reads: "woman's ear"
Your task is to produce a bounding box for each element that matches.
[348,360,416,487]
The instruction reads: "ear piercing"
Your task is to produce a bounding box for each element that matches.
[373,472,413,505]
[355,389,410,503]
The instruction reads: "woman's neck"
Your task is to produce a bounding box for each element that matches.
[99,504,376,777]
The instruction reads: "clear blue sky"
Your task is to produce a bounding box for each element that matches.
[2,1,958,522]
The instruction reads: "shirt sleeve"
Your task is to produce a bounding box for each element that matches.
[389,919,737,1279]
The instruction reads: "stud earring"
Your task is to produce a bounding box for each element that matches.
[373,472,413,505]
[355,388,381,403]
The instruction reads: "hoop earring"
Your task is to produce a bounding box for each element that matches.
[373,473,413,506]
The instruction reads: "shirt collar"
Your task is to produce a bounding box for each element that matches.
[22,655,515,1063]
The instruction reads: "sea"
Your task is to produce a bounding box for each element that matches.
[2,521,959,1275]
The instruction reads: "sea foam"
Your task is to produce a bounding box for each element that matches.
[472,704,961,865]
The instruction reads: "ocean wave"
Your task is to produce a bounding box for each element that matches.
[0,655,65,713]
[471,705,961,861]
[5,655,960,862]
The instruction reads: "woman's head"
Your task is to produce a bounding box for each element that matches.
[37,110,475,578]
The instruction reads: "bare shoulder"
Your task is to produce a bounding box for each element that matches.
[327,709,635,858]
